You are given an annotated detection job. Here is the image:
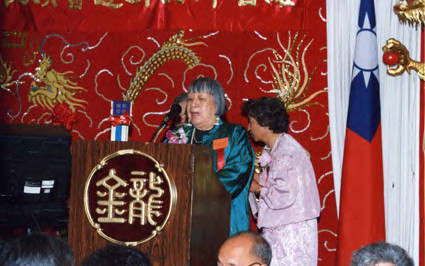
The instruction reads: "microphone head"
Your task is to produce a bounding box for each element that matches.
[169,104,182,119]
[160,104,182,128]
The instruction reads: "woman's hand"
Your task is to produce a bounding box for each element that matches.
[253,172,260,182]
[249,178,262,194]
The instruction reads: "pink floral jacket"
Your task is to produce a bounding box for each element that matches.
[249,133,320,228]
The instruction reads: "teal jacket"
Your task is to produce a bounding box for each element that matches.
[165,119,255,236]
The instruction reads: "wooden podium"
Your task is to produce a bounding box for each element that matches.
[68,140,230,266]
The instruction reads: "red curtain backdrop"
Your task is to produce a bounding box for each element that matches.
[0,1,338,265]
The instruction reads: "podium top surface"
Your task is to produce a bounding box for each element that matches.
[0,123,70,137]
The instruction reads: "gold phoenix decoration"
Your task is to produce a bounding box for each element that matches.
[393,0,425,27]
[123,30,203,102]
[382,38,425,81]
[28,55,87,112]
[267,32,326,112]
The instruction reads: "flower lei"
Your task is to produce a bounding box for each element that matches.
[258,149,272,169]
[166,127,189,144]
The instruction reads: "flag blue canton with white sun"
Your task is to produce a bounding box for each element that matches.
[347,0,380,143]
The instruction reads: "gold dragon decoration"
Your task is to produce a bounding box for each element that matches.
[0,54,18,94]
[123,30,204,102]
[29,55,87,112]
[383,1,424,81]
[382,38,425,81]
[268,32,326,112]
[393,0,425,27]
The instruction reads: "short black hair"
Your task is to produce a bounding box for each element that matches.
[173,93,187,105]
[0,232,74,266]
[351,241,414,266]
[82,244,150,266]
[242,97,289,133]
[233,231,272,265]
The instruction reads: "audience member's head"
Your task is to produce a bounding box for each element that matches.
[351,241,414,266]
[0,232,73,266]
[82,244,150,266]
[217,231,272,266]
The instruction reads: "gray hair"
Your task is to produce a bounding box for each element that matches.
[351,242,414,266]
[187,77,227,116]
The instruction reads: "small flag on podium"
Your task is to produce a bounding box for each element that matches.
[110,101,132,142]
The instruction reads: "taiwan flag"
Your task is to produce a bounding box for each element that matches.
[336,0,386,265]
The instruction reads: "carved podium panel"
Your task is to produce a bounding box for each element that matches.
[68,140,230,266]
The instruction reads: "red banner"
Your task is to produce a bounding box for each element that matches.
[1,0,322,32]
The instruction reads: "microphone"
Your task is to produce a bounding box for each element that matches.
[159,104,182,128]
[150,104,182,142]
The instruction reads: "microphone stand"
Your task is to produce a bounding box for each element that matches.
[150,123,166,143]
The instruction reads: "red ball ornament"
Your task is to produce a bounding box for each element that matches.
[383,51,400,66]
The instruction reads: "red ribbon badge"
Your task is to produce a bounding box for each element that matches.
[109,111,131,127]
[213,138,229,171]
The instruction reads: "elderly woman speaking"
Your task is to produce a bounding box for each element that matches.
[165,77,255,236]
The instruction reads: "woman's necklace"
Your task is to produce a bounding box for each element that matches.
[190,128,203,144]
[190,128,212,144]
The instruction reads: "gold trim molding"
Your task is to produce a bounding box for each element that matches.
[84,149,176,246]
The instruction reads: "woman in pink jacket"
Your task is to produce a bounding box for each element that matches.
[242,97,321,266]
